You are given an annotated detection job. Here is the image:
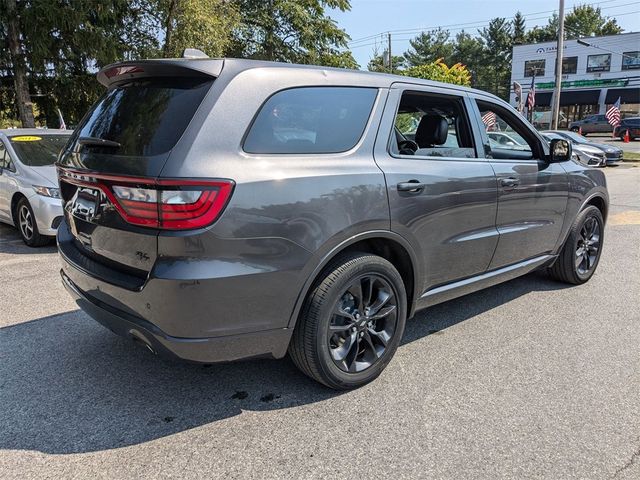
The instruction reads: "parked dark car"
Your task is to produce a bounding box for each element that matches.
[569,114,613,135]
[614,117,640,140]
[57,57,609,389]
[545,130,622,165]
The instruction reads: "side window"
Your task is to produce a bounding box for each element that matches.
[477,100,538,160]
[392,91,476,159]
[243,87,378,154]
[0,142,12,171]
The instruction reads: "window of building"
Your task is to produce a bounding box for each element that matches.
[524,59,545,77]
[244,87,377,154]
[391,91,476,159]
[555,56,578,74]
[586,54,611,72]
[622,51,640,70]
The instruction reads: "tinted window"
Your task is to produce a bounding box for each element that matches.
[524,59,545,77]
[244,87,377,154]
[586,54,611,72]
[622,51,640,70]
[76,77,213,157]
[555,56,577,74]
[8,135,70,166]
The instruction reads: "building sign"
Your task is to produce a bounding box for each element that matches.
[586,53,611,72]
[535,78,629,89]
[535,45,568,53]
[622,51,640,70]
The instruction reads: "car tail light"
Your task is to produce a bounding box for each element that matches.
[58,169,234,230]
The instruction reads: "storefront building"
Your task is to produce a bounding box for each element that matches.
[510,32,640,128]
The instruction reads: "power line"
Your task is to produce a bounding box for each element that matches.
[347,0,636,46]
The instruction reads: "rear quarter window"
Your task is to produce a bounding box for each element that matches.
[243,87,377,154]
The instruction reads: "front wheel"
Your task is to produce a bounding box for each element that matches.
[549,205,604,284]
[16,197,49,247]
[289,253,407,390]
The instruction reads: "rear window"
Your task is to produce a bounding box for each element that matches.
[243,87,377,154]
[76,77,213,157]
[9,135,71,166]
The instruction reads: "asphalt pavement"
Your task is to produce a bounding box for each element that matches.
[1,164,639,479]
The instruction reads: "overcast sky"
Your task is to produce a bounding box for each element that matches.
[329,0,640,68]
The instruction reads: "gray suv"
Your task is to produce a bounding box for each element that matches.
[569,114,613,135]
[57,58,609,389]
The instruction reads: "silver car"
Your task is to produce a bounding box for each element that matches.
[541,132,606,167]
[0,129,72,246]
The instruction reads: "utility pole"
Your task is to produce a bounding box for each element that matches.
[551,0,565,130]
[388,32,392,74]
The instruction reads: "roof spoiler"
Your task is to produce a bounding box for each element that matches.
[97,58,224,88]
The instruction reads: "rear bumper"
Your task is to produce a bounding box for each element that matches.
[60,269,292,363]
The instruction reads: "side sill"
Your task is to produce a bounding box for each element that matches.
[416,254,556,310]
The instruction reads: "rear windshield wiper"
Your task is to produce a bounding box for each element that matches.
[76,136,121,150]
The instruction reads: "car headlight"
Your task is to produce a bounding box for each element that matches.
[32,185,60,198]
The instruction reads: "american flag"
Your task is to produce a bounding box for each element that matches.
[57,108,66,130]
[481,111,497,128]
[526,76,536,111]
[605,97,621,127]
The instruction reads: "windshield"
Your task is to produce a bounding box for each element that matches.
[9,134,71,166]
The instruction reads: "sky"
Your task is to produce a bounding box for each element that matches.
[329,0,640,69]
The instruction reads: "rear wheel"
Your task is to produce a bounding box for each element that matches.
[549,205,603,284]
[16,198,49,247]
[289,253,407,390]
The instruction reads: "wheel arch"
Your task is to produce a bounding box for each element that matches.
[287,231,421,330]
[583,192,608,223]
[10,191,28,226]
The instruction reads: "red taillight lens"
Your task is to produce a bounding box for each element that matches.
[59,169,234,230]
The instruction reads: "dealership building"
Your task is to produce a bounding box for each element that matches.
[510,32,640,127]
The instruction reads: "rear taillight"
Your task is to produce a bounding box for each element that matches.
[58,169,234,230]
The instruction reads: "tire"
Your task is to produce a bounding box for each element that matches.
[549,205,604,285]
[15,197,49,247]
[289,253,407,390]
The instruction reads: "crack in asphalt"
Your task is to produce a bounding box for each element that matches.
[613,439,640,478]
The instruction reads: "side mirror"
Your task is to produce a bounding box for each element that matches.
[549,138,572,163]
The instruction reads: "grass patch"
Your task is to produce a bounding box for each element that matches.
[623,151,640,162]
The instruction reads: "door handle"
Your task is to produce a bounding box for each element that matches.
[397,180,427,193]
[500,177,519,188]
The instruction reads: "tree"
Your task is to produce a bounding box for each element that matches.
[513,11,526,45]
[403,28,454,67]
[479,17,512,99]
[452,31,487,88]
[367,47,405,73]
[161,0,239,58]
[401,59,471,86]
[227,0,356,68]
[564,4,623,38]
[4,0,35,127]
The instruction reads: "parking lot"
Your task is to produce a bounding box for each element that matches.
[1,164,639,479]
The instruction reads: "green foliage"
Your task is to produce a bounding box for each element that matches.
[513,11,526,45]
[564,4,623,38]
[227,0,356,67]
[401,59,471,87]
[404,29,454,67]
[479,17,512,99]
[162,0,239,58]
[367,48,405,73]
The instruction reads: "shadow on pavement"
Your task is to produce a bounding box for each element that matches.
[0,271,570,454]
[0,223,56,254]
